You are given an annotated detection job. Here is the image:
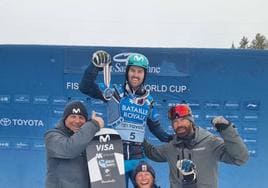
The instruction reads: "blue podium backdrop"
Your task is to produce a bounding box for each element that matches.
[0,45,268,188]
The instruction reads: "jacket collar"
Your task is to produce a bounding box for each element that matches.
[56,119,74,136]
[171,127,210,148]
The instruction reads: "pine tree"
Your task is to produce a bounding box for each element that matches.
[231,42,236,49]
[239,36,249,49]
[250,33,268,49]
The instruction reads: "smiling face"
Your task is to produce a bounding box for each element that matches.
[127,65,145,90]
[65,114,86,132]
[172,118,194,138]
[135,171,154,188]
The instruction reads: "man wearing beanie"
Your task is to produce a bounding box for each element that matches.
[44,100,104,188]
[133,161,160,188]
[143,103,249,188]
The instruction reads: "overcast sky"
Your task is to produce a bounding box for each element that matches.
[0,0,267,48]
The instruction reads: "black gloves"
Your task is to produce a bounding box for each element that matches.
[91,50,111,71]
[211,116,231,132]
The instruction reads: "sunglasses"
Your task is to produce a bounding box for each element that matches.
[168,104,192,120]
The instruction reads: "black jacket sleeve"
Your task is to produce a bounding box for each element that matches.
[79,65,105,101]
[147,118,173,142]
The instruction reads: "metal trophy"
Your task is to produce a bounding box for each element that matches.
[92,51,113,100]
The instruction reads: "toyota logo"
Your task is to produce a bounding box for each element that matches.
[0,118,12,127]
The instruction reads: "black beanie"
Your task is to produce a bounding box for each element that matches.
[63,101,88,121]
[133,161,156,179]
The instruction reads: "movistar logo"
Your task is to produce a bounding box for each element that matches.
[72,108,81,114]
[99,134,111,143]
[133,54,144,61]
[112,52,161,74]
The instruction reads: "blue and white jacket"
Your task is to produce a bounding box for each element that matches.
[79,65,171,160]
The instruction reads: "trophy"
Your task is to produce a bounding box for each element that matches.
[92,50,113,100]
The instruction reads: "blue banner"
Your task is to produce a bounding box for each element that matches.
[0,45,267,188]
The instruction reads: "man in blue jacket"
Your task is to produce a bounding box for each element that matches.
[143,103,249,188]
[79,50,172,186]
[44,101,104,188]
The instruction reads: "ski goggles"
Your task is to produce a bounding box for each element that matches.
[168,104,192,120]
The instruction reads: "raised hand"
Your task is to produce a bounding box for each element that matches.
[211,116,231,132]
[92,50,111,68]
[91,111,104,128]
